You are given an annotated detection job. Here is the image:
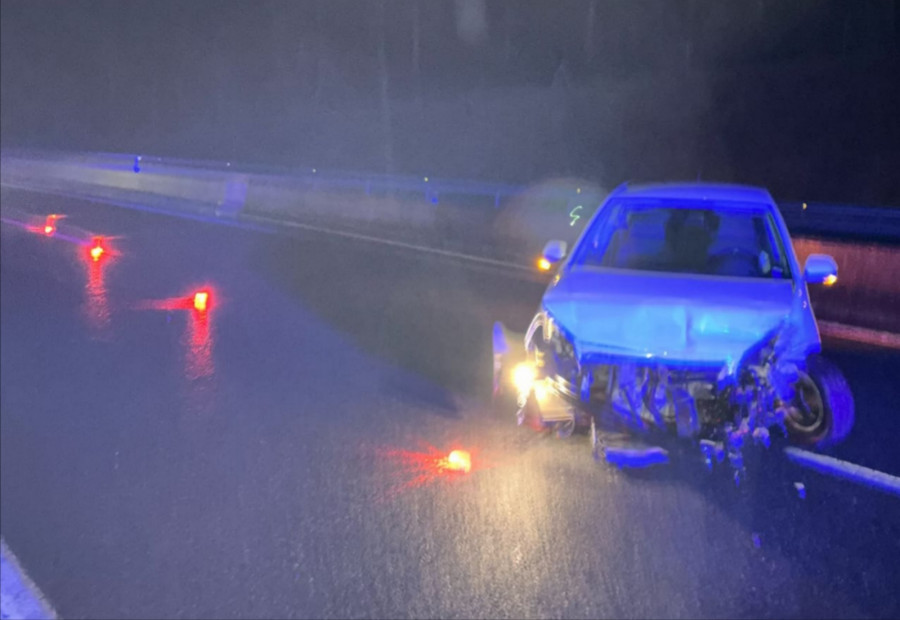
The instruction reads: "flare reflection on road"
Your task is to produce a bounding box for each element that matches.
[80,240,111,335]
[185,306,214,381]
[133,286,218,383]
[378,442,487,499]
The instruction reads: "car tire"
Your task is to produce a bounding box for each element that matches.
[785,354,855,448]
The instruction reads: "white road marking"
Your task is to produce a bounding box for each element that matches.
[2,180,531,272]
[0,216,87,246]
[243,213,533,272]
[0,539,57,620]
[5,183,899,347]
[784,447,900,498]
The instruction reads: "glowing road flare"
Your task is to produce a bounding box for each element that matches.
[512,362,536,394]
[537,257,552,271]
[193,291,210,311]
[446,450,471,473]
[823,274,837,286]
[42,214,62,235]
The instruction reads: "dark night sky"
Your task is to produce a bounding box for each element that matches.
[2,1,898,203]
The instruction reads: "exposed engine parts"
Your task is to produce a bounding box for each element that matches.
[503,317,827,480]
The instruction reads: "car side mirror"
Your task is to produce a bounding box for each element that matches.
[803,254,838,285]
[539,240,567,270]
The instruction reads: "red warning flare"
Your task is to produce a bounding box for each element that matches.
[89,236,106,261]
[42,214,63,235]
[193,291,210,312]
[445,450,472,473]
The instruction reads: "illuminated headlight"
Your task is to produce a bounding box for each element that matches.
[512,362,536,395]
[533,379,549,403]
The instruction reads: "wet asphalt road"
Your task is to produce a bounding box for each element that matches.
[1,189,899,619]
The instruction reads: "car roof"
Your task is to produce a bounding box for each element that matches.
[615,183,775,206]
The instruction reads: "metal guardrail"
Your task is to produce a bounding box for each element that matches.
[7,149,527,206]
[3,148,898,241]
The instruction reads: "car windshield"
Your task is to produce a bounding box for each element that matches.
[571,200,792,279]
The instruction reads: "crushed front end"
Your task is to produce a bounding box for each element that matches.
[506,312,803,478]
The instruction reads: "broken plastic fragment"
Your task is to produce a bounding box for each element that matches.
[752,427,771,449]
[700,439,725,467]
[794,482,806,499]
[604,446,669,469]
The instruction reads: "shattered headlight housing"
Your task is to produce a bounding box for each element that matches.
[717,322,800,435]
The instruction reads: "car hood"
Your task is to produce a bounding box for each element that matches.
[543,267,794,365]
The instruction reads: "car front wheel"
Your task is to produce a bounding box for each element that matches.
[784,354,855,448]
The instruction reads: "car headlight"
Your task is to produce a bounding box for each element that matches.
[512,362,536,394]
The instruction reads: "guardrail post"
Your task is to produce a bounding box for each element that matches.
[216,176,248,219]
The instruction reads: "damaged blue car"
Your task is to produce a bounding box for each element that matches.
[493,183,854,473]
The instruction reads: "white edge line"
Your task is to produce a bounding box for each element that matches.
[2,181,532,272]
[0,181,277,234]
[0,217,87,246]
[243,213,533,272]
[4,182,900,500]
[783,447,900,498]
[0,539,58,620]
[5,181,900,346]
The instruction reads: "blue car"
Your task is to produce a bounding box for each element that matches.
[493,183,854,469]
